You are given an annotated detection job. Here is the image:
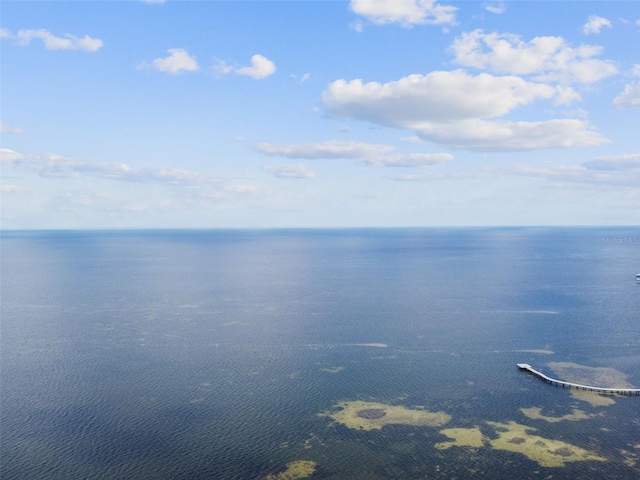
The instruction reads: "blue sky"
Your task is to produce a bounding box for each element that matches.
[1,0,639,229]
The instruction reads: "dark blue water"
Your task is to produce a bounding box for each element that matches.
[2,228,639,479]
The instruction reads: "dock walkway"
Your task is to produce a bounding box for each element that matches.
[517,364,640,396]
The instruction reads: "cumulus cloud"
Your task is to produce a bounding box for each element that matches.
[582,15,612,35]
[235,54,276,79]
[1,28,103,51]
[323,70,564,125]
[262,163,316,179]
[255,140,452,167]
[350,0,457,27]
[1,148,219,186]
[212,54,276,80]
[0,121,25,134]
[554,85,582,105]
[613,82,640,108]
[450,30,617,84]
[322,70,607,151]
[139,48,200,74]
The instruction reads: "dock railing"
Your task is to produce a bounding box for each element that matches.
[517,364,640,396]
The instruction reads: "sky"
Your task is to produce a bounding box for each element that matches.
[1,0,639,229]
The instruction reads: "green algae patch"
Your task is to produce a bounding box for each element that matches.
[569,390,616,407]
[319,400,451,431]
[302,433,325,450]
[486,421,606,467]
[520,406,596,423]
[620,448,639,467]
[435,427,485,450]
[265,460,317,480]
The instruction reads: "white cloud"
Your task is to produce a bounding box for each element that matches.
[450,30,617,84]
[256,140,395,159]
[613,82,640,108]
[351,19,365,32]
[472,154,640,188]
[1,148,220,186]
[235,54,276,79]
[262,163,316,179]
[388,153,640,187]
[413,118,607,151]
[290,73,311,83]
[633,64,640,77]
[211,58,233,78]
[322,71,607,151]
[504,161,640,187]
[388,171,446,181]
[350,0,457,27]
[140,48,200,74]
[484,2,505,14]
[323,70,564,125]
[582,15,612,35]
[364,152,452,167]
[0,148,25,163]
[537,58,618,85]
[553,85,582,105]
[212,54,276,80]
[389,168,489,181]
[1,28,103,52]
[0,121,25,134]
[400,135,424,143]
[255,140,452,167]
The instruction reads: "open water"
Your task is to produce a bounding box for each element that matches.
[1,228,639,479]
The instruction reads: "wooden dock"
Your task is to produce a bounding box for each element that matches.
[517,364,640,396]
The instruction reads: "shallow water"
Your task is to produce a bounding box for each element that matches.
[2,228,639,479]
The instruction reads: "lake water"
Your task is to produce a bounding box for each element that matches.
[1,228,639,479]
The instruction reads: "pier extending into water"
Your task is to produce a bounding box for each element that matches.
[517,364,640,396]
